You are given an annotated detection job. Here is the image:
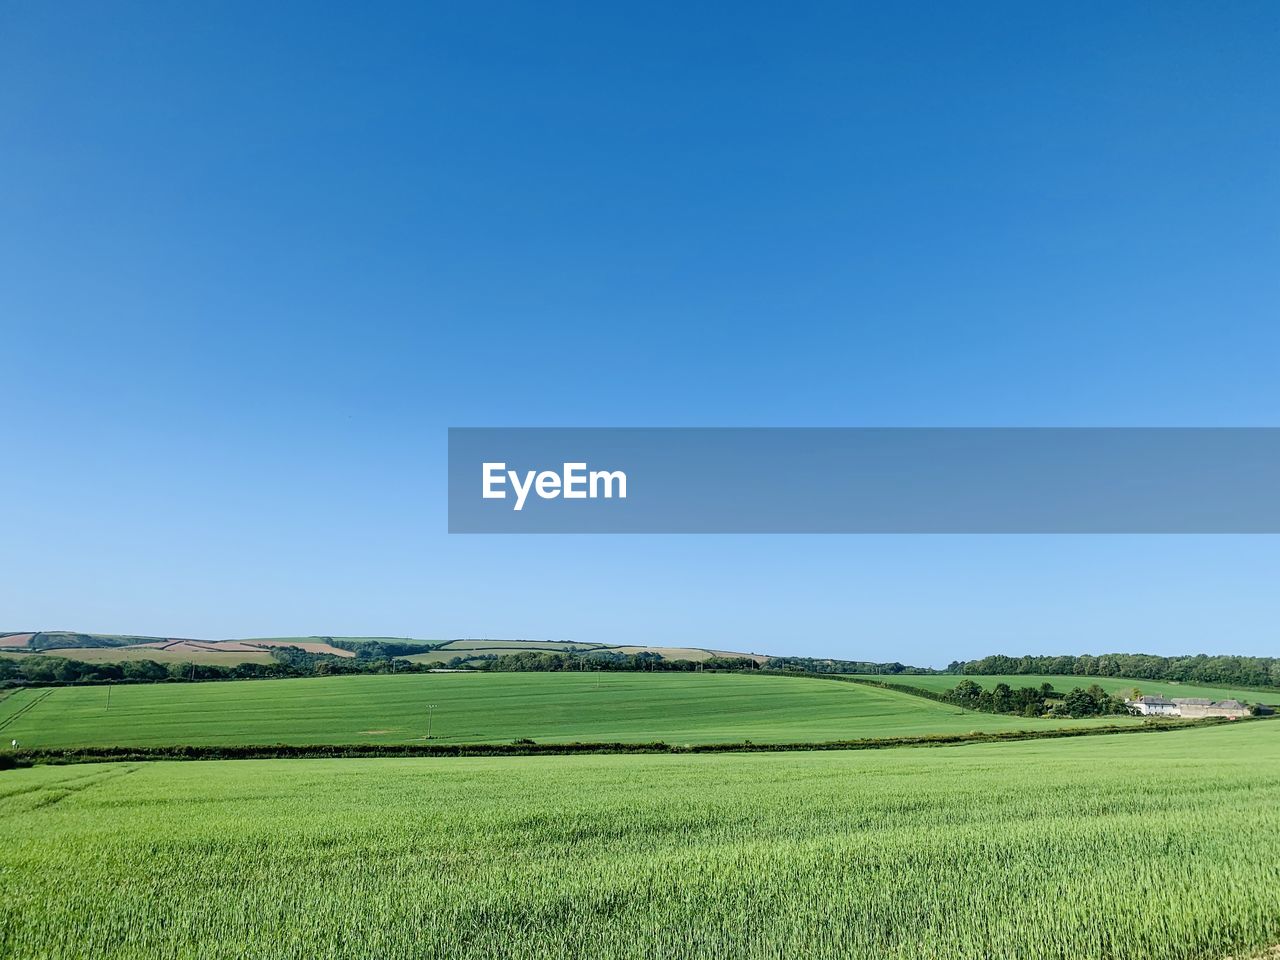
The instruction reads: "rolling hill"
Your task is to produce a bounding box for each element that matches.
[0,632,769,666]
[0,671,1142,749]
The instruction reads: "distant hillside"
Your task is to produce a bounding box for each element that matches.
[0,632,440,663]
[9,633,1275,691]
[413,638,771,667]
[0,633,773,668]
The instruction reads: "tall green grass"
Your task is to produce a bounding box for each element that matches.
[0,672,1138,749]
[2,722,1277,959]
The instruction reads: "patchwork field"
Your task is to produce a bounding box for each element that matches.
[1,647,276,666]
[0,634,375,663]
[1,723,1277,960]
[0,673,1140,749]
[856,673,1277,704]
[406,638,766,664]
[0,633,767,666]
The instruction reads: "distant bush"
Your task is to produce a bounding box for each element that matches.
[940,678,1124,718]
[326,639,439,658]
[474,651,759,673]
[764,656,938,675]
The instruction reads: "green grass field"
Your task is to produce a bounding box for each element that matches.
[0,673,1140,749]
[855,673,1276,703]
[1,722,1276,960]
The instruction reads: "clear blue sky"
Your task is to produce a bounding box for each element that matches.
[2,2,1277,666]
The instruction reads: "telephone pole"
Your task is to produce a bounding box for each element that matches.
[426,703,437,739]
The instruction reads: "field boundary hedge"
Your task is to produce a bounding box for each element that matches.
[2,716,1269,768]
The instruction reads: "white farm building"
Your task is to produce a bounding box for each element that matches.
[1125,696,1251,718]
[1128,696,1179,716]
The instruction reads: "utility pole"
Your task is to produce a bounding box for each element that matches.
[106,682,111,713]
[426,703,437,739]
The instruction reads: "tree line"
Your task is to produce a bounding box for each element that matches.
[0,648,762,685]
[465,651,761,672]
[764,656,939,675]
[944,679,1129,718]
[947,653,1280,689]
[841,676,1129,719]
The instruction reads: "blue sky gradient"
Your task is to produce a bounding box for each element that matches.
[2,2,1277,664]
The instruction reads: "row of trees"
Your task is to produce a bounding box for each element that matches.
[1,648,762,685]
[944,680,1129,718]
[321,638,438,658]
[763,657,938,675]
[947,653,1280,688]
[467,651,761,672]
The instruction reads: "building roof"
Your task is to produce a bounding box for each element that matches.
[1172,698,1211,706]
[1215,700,1247,709]
[1137,696,1175,705]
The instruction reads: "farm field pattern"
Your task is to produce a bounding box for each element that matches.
[0,672,1142,749]
[1,723,1277,960]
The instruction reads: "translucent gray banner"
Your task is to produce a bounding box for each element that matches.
[447,428,1280,533]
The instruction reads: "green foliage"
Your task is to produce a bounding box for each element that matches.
[950,652,1280,688]
[472,651,758,672]
[2,724,1278,959]
[854,673,1276,707]
[941,678,1126,718]
[325,638,439,658]
[763,656,937,675]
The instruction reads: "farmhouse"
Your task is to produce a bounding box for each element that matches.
[1128,696,1179,716]
[1125,696,1252,718]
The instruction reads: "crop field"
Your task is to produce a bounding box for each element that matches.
[1,633,768,667]
[1,722,1277,959]
[854,674,1276,704]
[0,673,1139,749]
[0,647,276,666]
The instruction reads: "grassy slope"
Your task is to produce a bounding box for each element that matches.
[2,635,759,666]
[1,648,276,666]
[855,673,1277,703]
[409,639,764,663]
[0,672,1138,749]
[1,723,1277,960]
[1,635,436,666]
[437,639,596,651]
